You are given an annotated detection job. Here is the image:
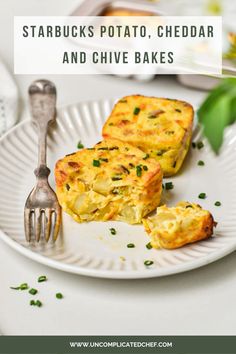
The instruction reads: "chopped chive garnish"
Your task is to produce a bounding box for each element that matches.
[108,123,114,126]
[156,150,166,156]
[148,115,158,119]
[112,176,122,181]
[136,165,142,177]
[120,165,130,174]
[29,288,38,295]
[198,193,206,199]
[127,243,135,248]
[143,153,149,160]
[133,107,140,115]
[30,299,42,307]
[87,148,95,150]
[93,159,100,167]
[197,141,204,149]
[175,108,182,113]
[98,147,109,150]
[198,160,205,166]
[56,293,63,299]
[99,158,108,162]
[77,141,84,149]
[146,242,153,250]
[144,260,154,266]
[38,276,47,283]
[10,283,29,290]
[192,142,196,148]
[165,182,174,190]
[215,201,221,206]
[143,165,148,171]
[35,300,42,307]
[109,228,117,235]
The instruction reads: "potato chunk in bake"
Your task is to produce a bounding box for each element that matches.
[142,202,215,249]
[55,139,163,224]
[102,95,194,177]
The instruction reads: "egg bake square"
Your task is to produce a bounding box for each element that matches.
[55,138,163,224]
[102,95,194,176]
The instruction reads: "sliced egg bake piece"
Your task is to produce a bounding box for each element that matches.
[55,139,163,224]
[102,95,194,177]
[142,202,216,249]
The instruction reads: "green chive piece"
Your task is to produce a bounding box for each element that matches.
[20,283,29,290]
[93,159,100,167]
[198,160,205,166]
[215,201,221,206]
[109,228,117,235]
[38,276,47,283]
[156,150,166,156]
[120,165,130,174]
[197,141,204,149]
[56,293,63,299]
[111,176,122,181]
[143,165,148,171]
[136,165,142,177]
[127,243,135,248]
[146,242,153,250]
[35,300,42,307]
[143,153,149,160]
[144,260,154,266]
[165,182,174,190]
[133,107,140,115]
[30,300,36,306]
[77,140,84,149]
[192,142,196,148]
[10,283,29,290]
[198,193,206,199]
[29,288,38,295]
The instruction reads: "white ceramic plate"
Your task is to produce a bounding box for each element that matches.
[0,98,236,279]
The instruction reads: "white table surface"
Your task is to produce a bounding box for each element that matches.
[0,0,236,336]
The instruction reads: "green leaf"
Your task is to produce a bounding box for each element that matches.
[201,95,231,153]
[198,78,236,153]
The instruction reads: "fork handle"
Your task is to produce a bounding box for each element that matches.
[29,80,57,176]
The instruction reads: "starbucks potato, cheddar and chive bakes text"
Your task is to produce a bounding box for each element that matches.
[55,95,216,249]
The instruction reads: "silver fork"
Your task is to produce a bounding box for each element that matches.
[24,79,61,242]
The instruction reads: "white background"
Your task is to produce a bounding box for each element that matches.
[0,0,235,335]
